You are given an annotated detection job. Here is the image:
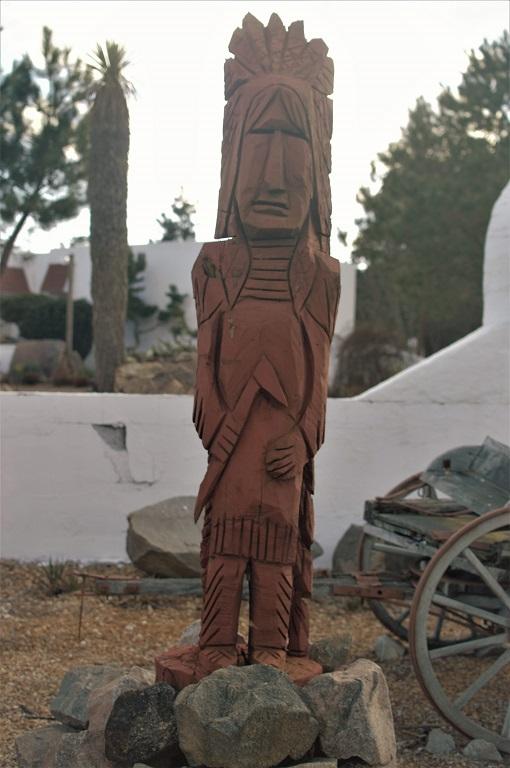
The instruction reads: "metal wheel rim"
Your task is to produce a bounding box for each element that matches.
[409,507,510,753]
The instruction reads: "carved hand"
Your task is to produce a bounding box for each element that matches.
[265,427,308,481]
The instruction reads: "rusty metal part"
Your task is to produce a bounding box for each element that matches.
[330,571,412,600]
[381,472,425,500]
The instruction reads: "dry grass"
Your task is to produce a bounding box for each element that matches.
[0,560,506,768]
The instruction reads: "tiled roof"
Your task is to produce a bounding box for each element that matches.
[0,267,31,295]
[41,263,69,295]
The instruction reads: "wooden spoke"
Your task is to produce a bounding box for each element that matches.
[429,632,507,660]
[433,611,445,641]
[431,593,510,629]
[454,648,510,709]
[462,547,510,613]
[396,607,410,626]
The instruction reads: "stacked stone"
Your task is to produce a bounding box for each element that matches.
[15,640,398,768]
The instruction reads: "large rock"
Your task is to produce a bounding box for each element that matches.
[15,724,73,768]
[374,635,405,663]
[50,665,124,729]
[291,761,337,768]
[424,727,456,756]
[309,635,351,672]
[332,524,364,575]
[178,619,246,648]
[175,664,319,768]
[52,730,116,768]
[9,339,65,384]
[463,738,503,763]
[341,760,398,768]
[301,659,396,765]
[104,682,180,765]
[311,540,324,559]
[88,666,154,733]
[127,496,202,577]
[178,619,202,646]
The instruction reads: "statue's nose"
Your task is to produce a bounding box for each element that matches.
[262,131,286,194]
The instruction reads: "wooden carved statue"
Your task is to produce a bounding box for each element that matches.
[156,12,339,687]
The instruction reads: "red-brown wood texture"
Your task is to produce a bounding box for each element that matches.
[157,12,339,686]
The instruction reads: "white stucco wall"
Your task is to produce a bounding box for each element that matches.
[1,390,507,566]
[1,183,508,566]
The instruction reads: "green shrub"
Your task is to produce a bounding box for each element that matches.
[0,294,93,358]
[11,361,44,384]
[35,558,79,596]
[0,293,49,325]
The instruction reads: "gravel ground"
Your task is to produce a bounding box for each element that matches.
[1,560,507,768]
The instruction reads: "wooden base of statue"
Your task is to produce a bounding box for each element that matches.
[155,645,323,690]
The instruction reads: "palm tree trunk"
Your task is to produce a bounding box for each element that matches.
[89,82,129,392]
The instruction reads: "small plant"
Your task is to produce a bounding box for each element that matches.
[158,284,196,346]
[36,558,79,596]
[11,362,43,385]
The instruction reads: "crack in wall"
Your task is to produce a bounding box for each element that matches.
[92,423,127,451]
[92,422,155,485]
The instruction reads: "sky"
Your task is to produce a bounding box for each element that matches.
[1,0,508,261]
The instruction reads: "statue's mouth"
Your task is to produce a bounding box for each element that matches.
[252,200,289,216]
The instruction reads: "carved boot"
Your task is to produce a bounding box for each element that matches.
[248,560,293,669]
[196,554,247,678]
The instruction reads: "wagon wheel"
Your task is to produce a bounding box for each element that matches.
[358,474,459,647]
[409,507,510,753]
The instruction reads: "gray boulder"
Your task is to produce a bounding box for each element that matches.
[15,724,73,768]
[311,540,324,559]
[463,738,503,762]
[50,665,124,729]
[178,619,246,647]
[341,760,398,767]
[425,727,456,756]
[87,666,154,734]
[86,666,154,764]
[374,635,405,662]
[309,635,351,672]
[332,524,364,575]
[178,619,202,645]
[291,761,338,768]
[127,496,202,577]
[53,730,116,768]
[301,659,396,765]
[9,339,65,383]
[104,682,180,765]
[175,664,319,768]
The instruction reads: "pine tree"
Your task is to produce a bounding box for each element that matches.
[158,193,196,241]
[0,27,92,272]
[353,32,509,355]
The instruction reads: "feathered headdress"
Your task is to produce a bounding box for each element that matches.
[215,13,334,244]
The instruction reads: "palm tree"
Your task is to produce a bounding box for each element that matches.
[88,42,134,391]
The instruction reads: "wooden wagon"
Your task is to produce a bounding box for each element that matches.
[334,437,510,753]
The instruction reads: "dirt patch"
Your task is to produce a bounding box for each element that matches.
[0,560,500,768]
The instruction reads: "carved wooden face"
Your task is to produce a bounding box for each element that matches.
[234,86,314,240]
